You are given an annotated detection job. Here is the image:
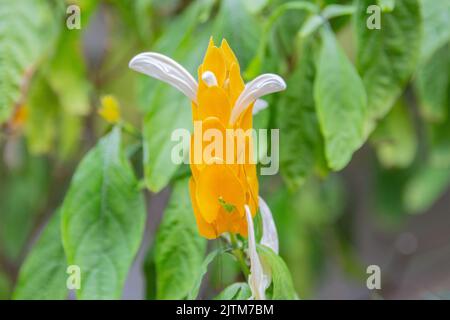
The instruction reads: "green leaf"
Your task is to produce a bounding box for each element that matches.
[415,44,449,123]
[257,245,297,300]
[57,112,83,161]
[291,176,345,227]
[374,165,411,222]
[212,0,260,68]
[143,245,157,300]
[13,211,67,300]
[428,114,450,168]
[279,37,326,190]
[315,29,367,171]
[188,248,227,300]
[420,0,450,63]
[61,127,146,299]
[154,178,207,299]
[404,165,450,213]
[299,5,355,38]
[371,99,417,168]
[214,282,252,300]
[24,75,59,155]
[142,87,192,192]
[378,0,395,12]
[140,0,214,192]
[355,0,421,125]
[0,0,63,123]
[243,0,269,14]
[0,146,50,260]
[47,30,91,116]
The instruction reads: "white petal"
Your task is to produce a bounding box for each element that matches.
[253,99,268,115]
[245,205,266,300]
[230,74,286,124]
[201,70,218,87]
[259,196,279,254]
[129,52,198,102]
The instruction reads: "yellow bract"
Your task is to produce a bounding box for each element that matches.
[98,95,121,124]
[189,38,258,239]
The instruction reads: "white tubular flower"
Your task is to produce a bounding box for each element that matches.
[129,52,198,102]
[259,196,279,254]
[128,52,285,120]
[230,73,286,124]
[253,99,269,115]
[201,70,218,87]
[245,205,267,300]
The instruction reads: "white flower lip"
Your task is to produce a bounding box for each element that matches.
[129,52,198,102]
[259,196,279,254]
[253,99,268,115]
[245,205,266,300]
[129,52,286,124]
[230,74,286,124]
[201,70,218,87]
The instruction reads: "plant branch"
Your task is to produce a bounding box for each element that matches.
[230,233,250,279]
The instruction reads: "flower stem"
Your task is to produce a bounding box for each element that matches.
[230,233,250,279]
[120,121,141,139]
[245,1,319,78]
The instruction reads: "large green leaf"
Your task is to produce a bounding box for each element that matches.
[314,29,367,171]
[0,0,63,123]
[214,282,252,300]
[61,127,146,299]
[420,0,450,63]
[355,0,421,125]
[13,211,67,300]
[371,99,417,168]
[279,37,326,190]
[187,248,225,300]
[142,85,193,192]
[257,245,297,300]
[415,44,449,123]
[154,178,207,299]
[140,0,213,192]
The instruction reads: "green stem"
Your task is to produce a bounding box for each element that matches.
[245,1,319,78]
[120,121,141,139]
[229,233,250,279]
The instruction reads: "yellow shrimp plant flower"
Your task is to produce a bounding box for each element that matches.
[129,38,285,299]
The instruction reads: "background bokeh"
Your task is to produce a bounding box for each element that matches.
[0,0,449,299]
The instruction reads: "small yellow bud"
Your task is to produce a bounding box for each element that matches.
[98,95,121,124]
[11,104,28,129]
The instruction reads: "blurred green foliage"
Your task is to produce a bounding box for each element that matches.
[0,0,449,300]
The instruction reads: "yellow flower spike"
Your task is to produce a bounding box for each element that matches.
[199,38,227,89]
[196,161,246,223]
[189,178,217,239]
[197,86,231,123]
[220,39,239,69]
[129,37,286,240]
[98,95,121,124]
